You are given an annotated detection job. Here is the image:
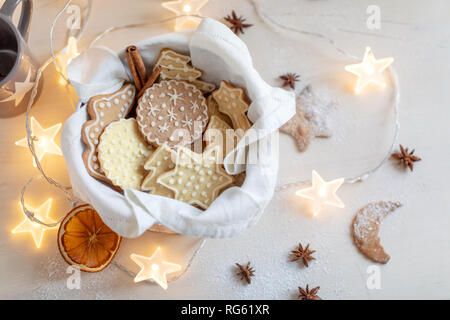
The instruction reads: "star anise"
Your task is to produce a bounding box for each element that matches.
[298,285,321,300]
[224,10,253,35]
[391,144,421,171]
[235,262,255,284]
[280,73,300,89]
[291,243,315,267]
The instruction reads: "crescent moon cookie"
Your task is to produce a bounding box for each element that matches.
[82,83,136,182]
[157,146,234,210]
[136,80,209,148]
[352,201,402,264]
[141,144,176,198]
[97,118,153,190]
[212,80,252,133]
[155,48,215,93]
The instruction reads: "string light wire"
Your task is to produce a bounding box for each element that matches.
[20,2,205,285]
[247,0,400,190]
[18,0,400,285]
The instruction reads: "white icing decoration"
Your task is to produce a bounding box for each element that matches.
[182,115,193,130]
[167,108,177,122]
[168,89,182,106]
[190,101,199,112]
[158,123,169,133]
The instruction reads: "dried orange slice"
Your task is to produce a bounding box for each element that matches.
[58,204,121,272]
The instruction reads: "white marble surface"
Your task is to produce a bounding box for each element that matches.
[0,0,449,299]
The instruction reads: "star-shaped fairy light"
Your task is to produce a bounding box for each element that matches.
[57,36,79,85]
[130,247,182,289]
[0,68,34,107]
[12,199,57,248]
[345,47,394,93]
[15,116,63,167]
[296,170,345,216]
[162,0,208,31]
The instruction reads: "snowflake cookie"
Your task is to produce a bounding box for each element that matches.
[136,80,209,148]
[97,118,153,190]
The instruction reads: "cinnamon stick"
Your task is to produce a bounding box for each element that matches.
[125,46,147,90]
[138,65,161,99]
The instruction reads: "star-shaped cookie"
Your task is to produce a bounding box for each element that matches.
[206,95,233,128]
[157,146,234,209]
[204,115,237,162]
[212,80,252,133]
[280,108,311,152]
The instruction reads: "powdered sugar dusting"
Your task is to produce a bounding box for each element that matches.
[352,201,402,264]
[29,253,124,299]
[296,85,338,138]
[353,201,402,240]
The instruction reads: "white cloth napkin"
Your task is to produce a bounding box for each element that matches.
[62,18,295,238]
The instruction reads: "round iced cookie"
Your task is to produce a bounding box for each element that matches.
[136,80,209,148]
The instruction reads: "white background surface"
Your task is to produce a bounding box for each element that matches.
[0,0,449,299]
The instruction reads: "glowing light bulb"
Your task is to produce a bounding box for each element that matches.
[296,170,345,216]
[162,0,208,31]
[12,199,57,248]
[15,117,62,167]
[345,47,393,93]
[57,36,79,85]
[130,247,182,289]
[318,187,327,198]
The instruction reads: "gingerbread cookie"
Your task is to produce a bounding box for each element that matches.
[141,144,176,197]
[206,95,233,128]
[212,81,252,133]
[204,115,236,162]
[280,109,311,152]
[352,201,402,264]
[155,48,215,93]
[157,147,234,209]
[82,83,136,181]
[136,80,209,148]
[97,119,153,190]
[232,172,246,188]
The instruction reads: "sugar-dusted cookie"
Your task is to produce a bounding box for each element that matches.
[141,144,176,197]
[82,83,136,182]
[352,201,402,264]
[155,48,215,93]
[206,95,233,128]
[212,81,252,133]
[136,80,209,148]
[280,108,311,152]
[157,147,234,209]
[97,119,153,190]
[204,115,237,162]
